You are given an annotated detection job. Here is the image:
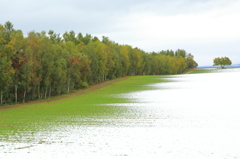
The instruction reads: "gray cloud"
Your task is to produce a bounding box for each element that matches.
[2,0,213,33]
[1,0,240,66]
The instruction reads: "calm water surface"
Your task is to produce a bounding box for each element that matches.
[1,68,240,159]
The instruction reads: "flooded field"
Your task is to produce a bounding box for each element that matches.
[1,68,240,159]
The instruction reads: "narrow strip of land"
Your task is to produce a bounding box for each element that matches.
[0,76,131,111]
[0,68,198,111]
[180,68,197,74]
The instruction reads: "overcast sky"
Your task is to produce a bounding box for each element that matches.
[1,0,240,66]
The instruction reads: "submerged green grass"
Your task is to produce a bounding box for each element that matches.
[0,75,170,137]
[188,68,238,74]
[187,68,218,74]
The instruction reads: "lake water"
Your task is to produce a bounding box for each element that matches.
[1,68,240,159]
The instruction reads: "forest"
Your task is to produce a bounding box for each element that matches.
[0,21,198,105]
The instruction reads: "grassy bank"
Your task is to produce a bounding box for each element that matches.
[0,75,170,136]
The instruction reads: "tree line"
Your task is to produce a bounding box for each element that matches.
[0,21,198,105]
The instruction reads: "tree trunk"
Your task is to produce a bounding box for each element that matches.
[38,85,40,99]
[15,84,18,103]
[0,90,3,105]
[23,90,26,103]
[49,85,51,97]
[67,77,70,93]
[45,87,47,98]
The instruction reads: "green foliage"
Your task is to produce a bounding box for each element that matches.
[0,21,198,105]
[81,81,89,88]
[213,57,232,68]
[186,53,198,68]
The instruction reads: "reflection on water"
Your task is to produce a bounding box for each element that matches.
[1,68,240,158]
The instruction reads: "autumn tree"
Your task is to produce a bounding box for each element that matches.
[37,31,54,98]
[213,57,232,68]
[119,45,130,76]
[26,31,42,100]
[129,48,143,75]
[64,41,82,93]
[0,24,14,104]
[94,41,108,82]
[186,53,198,68]
[7,30,28,103]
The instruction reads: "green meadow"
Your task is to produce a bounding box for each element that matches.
[0,75,170,138]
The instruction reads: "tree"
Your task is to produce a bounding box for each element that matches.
[213,57,232,68]
[19,58,33,103]
[38,31,54,98]
[175,49,186,58]
[48,30,61,44]
[119,45,130,76]
[186,53,198,68]
[129,48,143,75]
[7,30,27,103]
[0,25,14,104]
[2,21,15,44]
[26,31,42,100]
[64,41,82,93]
